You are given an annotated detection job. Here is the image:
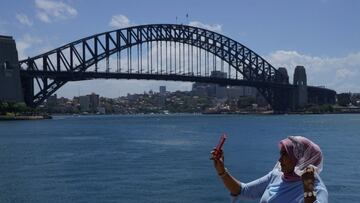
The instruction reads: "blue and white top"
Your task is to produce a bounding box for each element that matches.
[231,169,328,203]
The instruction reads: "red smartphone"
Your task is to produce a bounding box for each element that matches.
[214,134,227,159]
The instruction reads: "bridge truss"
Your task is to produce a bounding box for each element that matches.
[19,24,292,110]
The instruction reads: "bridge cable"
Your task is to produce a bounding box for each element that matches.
[150,41,153,74]
[127,45,130,73]
[208,47,210,76]
[183,42,185,75]
[179,42,182,74]
[160,41,162,74]
[191,44,193,75]
[130,46,133,73]
[196,47,199,76]
[140,43,143,73]
[179,34,181,74]
[131,46,133,73]
[187,43,190,75]
[116,46,119,72]
[204,46,207,76]
[170,41,172,74]
[179,42,181,74]
[147,41,149,74]
[236,65,238,79]
[156,40,159,74]
[166,41,168,74]
[228,61,231,79]
[199,46,201,76]
[221,56,224,73]
[119,38,121,73]
[137,44,140,73]
[179,43,184,74]
[213,53,216,73]
[206,47,209,76]
[106,56,109,73]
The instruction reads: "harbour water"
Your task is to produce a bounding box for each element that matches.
[0,114,359,202]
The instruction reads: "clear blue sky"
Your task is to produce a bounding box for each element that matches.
[1,0,360,97]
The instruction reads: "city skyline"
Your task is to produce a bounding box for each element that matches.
[1,0,360,97]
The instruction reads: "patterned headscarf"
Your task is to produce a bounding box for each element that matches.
[278,136,323,182]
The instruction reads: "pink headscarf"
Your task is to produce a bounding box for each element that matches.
[278,136,323,182]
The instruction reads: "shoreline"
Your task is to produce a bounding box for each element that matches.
[2,110,359,120]
[50,111,360,117]
[0,115,52,121]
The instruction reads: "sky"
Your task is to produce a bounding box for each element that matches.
[1,0,360,98]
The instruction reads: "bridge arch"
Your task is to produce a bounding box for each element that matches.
[19,24,290,109]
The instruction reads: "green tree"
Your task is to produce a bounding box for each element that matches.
[0,101,9,114]
[13,102,28,113]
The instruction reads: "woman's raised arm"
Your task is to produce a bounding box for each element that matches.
[211,150,241,195]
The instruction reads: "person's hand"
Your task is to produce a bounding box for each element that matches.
[210,148,225,175]
[302,166,315,191]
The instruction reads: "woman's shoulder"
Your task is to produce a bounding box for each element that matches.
[269,168,283,178]
[260,168,283,184]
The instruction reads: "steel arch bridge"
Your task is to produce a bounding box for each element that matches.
[18,24,334,111]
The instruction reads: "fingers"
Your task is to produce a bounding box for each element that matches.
[210,150,217,160]
[306,166,315,173]
[301,166,315,181]
[210,149,224,161]
[302,166,315,175]
[302,167,316,191]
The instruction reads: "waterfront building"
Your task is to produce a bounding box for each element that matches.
[159,86,166,95]
[47,94,57,107]
[89,93,100,111]
[79,95,90,112]
[227,86,257,98]
[210,71,227,99]
[192,83,208,97]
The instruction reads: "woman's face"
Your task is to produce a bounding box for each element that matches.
[279,147,296,173]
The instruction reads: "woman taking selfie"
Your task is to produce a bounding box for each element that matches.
[211,136,328,203]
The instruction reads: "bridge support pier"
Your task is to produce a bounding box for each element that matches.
[0,35,24,103]
[293,66,308,109]
[21,76,34,107]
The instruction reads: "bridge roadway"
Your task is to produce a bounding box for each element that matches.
[20,70,294,89]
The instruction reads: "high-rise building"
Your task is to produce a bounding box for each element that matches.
[192,83,209,96]
[89,93,99,111]
[227,86,257,98]
[159,86,166,95]
[210,71,227,99]
[79,96,90,112]
[47,94,57,107]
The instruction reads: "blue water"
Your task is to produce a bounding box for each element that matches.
[0,114,359,202]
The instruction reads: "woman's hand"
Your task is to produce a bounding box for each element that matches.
[302,166,315,191]
[210,148,226,175]
[302,166,317,203]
